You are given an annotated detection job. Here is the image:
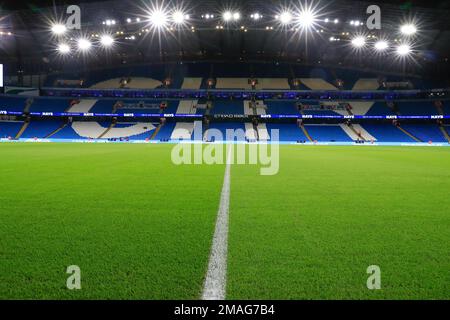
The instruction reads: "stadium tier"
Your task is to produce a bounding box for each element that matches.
[2,118,449,144]
[41,62,434,91]
[0,93,449,143]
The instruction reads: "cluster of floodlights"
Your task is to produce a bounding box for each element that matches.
[51,6,418,58]
[351,36,412,56]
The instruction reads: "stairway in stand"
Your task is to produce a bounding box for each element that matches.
[150,123,163,140]
[396,124,422,142]
[439,125,450,143]
[45,123,68,138]
[299,124,313,142]
[98,122,116,139]
[15,121,30,139]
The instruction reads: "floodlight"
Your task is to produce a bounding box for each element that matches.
[100,35,114,47]
[397,44,411,56]
[233,12,241,21]
[77,38,92,51]
[279,12,292,24]
[51,24,67,35]
[58,43,70,54]
[223,11,232,22]
[297,9,316,28]
[374,40,389,51]
[172,11,186,24]
[149,9,168,28]
[251,13,262,20]
[351,36,366,48]
[400,24,417,36]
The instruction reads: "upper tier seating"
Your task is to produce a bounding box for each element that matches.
[265,101,299,115]
[91,77,163,89]
[396,102,436,116]
[29,99,72,113]
[215,78,252,90]
[0,96,27,112]
[181,78,203,90]
[365,102,395,116]
[212,100,244,115]
[256,78,290,90]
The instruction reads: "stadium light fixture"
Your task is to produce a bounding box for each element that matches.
[149,9,168,28]
[77,38,92,51]
[223,11,232,22]
[400,24,417,36]
[57,43,71,54]
[51,24,67,35]
[296,9,316,29]
[279,12,293,25]
[374,40,389,51]
[396,44,411,56]
[351,36,366,48]
[100,35,114,47]
[172,11,188,24]
[251,13,262,20]
[233,12,241,21]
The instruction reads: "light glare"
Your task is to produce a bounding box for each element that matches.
[351,36,366,48]
[401,24,417,35]
[172,11,186,24]
[223,11,232,21]
[149,9,168,28]
[279,12,293,24]
[58,43,70,54]
[397,44,411,56]
[374,40,389,51]
[51,24,67,35]
[77,38,92,51]
[297,9,316,28]
[100,35,114,47]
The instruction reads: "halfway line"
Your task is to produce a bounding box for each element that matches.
[201,144,233,300]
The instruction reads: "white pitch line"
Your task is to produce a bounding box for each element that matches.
[202,144,232,300]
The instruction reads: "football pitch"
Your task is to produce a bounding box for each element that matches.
[0,143,449,299]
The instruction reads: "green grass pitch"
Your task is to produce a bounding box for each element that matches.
[0,143,449,299]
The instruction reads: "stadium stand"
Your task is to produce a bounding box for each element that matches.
[362,124,417,142]
[256,78,290,90]
[266,123,308,142]
[181,78,203,90]
[21,120,63,139]
[305,124,353,142]
[256,123,270,141]
[29,98,72,113]
[212,100,244,115]
[204,123,246,141]
[400,124,447,142]
[216,78,252,90]
[265,101,300,115]
[171,122,194,140]
[0,121,24,138]
[176,100,198,114]
[0,96,28,112]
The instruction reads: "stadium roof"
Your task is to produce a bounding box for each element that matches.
[1,0,449,79]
